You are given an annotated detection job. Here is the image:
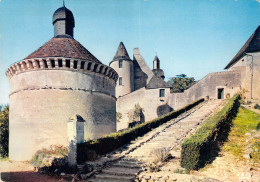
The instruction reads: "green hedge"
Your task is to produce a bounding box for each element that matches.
[77,98,204,164]
[181,94,240,170]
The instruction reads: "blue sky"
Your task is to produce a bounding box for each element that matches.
[0,0,260,105]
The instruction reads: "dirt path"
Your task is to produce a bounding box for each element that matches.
[0,161,60,182]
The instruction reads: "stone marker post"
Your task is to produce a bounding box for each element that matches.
[67,115,85,166]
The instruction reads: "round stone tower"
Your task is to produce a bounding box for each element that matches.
[109,42,134,98]
[6,5,118,161]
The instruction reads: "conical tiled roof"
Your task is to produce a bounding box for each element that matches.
[225,25,260,69]
[112,42,131,61]
[24,36,101,63]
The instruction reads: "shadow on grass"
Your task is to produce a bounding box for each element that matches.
[198,103,240,169]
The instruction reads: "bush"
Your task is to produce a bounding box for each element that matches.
[77,98,204,164]
[180,94,240,171]
[254,104,260,110]
[30,145,68,168]
[0,105,9,158]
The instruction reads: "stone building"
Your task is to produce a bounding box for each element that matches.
[109,43,171,130]
[5,5,118,161]
[114,25,260,130]
[5,3,260,160]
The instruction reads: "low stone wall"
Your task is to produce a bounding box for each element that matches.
[168,70,241,110]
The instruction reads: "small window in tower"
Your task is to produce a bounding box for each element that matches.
[119,77,123,85]
[119,60,123,68]
[159,89,165,97]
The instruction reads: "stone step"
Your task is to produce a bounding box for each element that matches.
[121,158,142,163]
[111,161,142,169]
[94,173,135,182]
[101,166,140,176]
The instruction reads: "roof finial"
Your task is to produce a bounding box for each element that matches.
[156,51,157,56]
[63,0,65,7]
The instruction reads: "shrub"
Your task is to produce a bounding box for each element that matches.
[181,94,240,171]
[150,147,170,164]
[128,103,144,122]
[0,105,9,158]
[116,112,122,123]
[77,98,204,164]
[226,93,230,99]
[30,145,68,168]
[147,148,170,172]
[254,104,260,110]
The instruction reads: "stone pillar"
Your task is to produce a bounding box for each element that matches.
[67,115,85,166]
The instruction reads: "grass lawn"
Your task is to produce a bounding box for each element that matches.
[223,107,260,163]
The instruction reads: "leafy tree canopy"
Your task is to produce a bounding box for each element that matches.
[167,74,197,93]
[0,105,9,158]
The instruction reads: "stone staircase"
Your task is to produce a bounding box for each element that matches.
[93,158,143,182]
[87,99,225,182]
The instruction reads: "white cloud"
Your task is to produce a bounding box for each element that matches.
[257,0,260,3]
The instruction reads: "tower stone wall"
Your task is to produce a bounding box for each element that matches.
[109,42,134,98]
[110,60,134,97]
[6,58,117,161]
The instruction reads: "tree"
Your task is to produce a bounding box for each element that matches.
[0,105,9,158]
[167,74,196,93]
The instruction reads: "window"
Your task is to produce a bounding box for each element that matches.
[119,60,123,68]
[159,89,165,97]
[119,77,123,85]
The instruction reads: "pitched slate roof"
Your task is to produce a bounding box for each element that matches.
[112,42,131,61]
[146,75,171,89]
[225,25,260,69]
[24,36,101,63]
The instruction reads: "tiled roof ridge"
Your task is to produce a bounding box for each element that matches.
[24,37,101,63]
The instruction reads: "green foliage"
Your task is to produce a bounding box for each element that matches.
[223,107,260,162]
[174,168,189,174]
[128,103,144,122]
[77,98,204,164]
[167,74,197,93]
[181,94,240,171]
[30,145,68,167]
[0,105,9,158]
[254,104,260,110]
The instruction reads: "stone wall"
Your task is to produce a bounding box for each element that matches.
[228,52,260,99]
[7,61,117,161]
[168,71,241,109]
[116,87,171,131]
